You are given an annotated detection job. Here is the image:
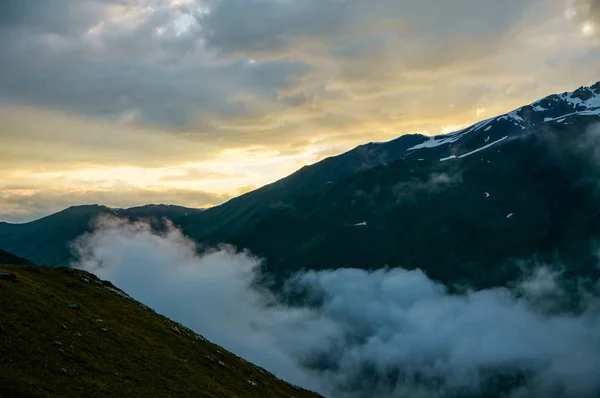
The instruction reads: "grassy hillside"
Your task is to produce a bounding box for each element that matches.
[0,264,323,398]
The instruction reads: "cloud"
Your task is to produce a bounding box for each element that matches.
[1,0,599,217]
[392,172,463,203]
[201,0,532,56]
[1,0,597,139]
[576,0,600,23]
[73,218,600,398]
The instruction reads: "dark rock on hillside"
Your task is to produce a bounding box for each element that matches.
[0,272,16,281]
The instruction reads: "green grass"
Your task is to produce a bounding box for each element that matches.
[0,264,323,398]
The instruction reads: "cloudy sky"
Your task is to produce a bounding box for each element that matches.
[1,0,599,222]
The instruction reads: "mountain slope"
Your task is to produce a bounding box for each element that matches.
[0,264,322,398]
[0,249,33,266]
[0,205,201,267]
[177,81,600,287]
[1,82,599,288]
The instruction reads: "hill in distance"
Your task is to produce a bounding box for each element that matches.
[0,205,201,268]
[0,249,33,266]
[0,262,322,398]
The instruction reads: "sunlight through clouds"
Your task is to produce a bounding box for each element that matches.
[0,0,599,220]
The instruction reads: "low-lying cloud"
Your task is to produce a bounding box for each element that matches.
[73,217,600,397]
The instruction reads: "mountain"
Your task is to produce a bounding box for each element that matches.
[0,263,322,398]
[0,204,202,267]
[177,81,600,287]
[0,249,33,266]
[2,82,600,289]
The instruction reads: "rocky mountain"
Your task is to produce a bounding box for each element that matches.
[0,205,201,267]
[0,263,322,398]
[1,82,600,289]
[176,82,600,287]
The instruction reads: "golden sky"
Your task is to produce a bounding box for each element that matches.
[1,0,599,222]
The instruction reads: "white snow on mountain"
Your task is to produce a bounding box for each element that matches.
[409,83,599,157]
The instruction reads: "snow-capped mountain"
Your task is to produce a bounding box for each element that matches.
[406,81,600,162]
[3,82,600,288]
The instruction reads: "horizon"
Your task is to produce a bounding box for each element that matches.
[1,0,599,222]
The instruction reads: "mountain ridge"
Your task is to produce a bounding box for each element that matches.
[1,81,599,286]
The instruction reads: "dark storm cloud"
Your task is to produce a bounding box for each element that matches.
[200,0,535,55]
[0,0,309,129]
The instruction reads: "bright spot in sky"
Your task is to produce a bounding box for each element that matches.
[441,124,469,134]
[173,14,196,36]
[581,21,595,37]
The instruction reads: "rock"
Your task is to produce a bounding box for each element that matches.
[100,328,108,333]
[218,361,226,368]
[0,272,16,281]
[68,304,80,309]
[60,368,68,375]
[103,285,132,300]
[61,324,68,330]
[53,341,63,346]
[96,319,104,323]
[247,380,258,388]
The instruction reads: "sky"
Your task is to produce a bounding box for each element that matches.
[1,0,599,222]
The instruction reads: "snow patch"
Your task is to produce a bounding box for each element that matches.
[484,126,492,132]
[354,221,367,227]
[485,192,490,198]
[458,136,508,159]
[439,155,457,162]
[407,117,495,151]
[506,213,514,219]
[508,111,524,123]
